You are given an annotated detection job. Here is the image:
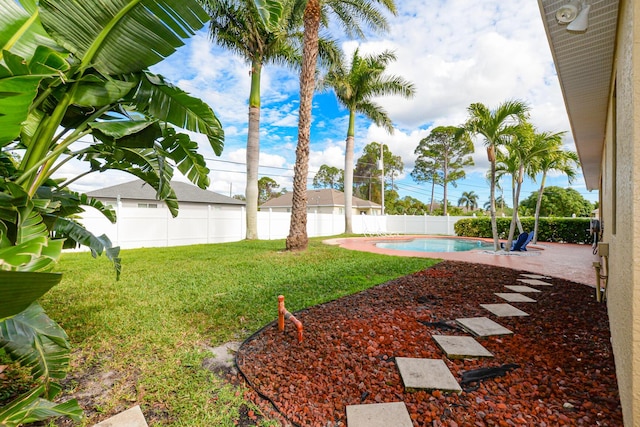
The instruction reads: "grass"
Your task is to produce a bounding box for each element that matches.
[36,237,439,426]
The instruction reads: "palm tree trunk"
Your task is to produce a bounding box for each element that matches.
[533,172,547,244]
[442,153,448,216]
[429,178,435,213]
[245,59,262,240]
[488,146,499,250]
[344,131,355,233]
[286,0,320,251]
[508,167,524,250]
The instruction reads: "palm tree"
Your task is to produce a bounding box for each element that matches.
[286,0,397,251]
[458,191,479,211]
[466,100,530,250]
[531,134,579,243]
[320,48,414,232]
[496,123,550,249]
[202,0,305,239]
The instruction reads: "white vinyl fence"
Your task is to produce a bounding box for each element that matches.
[78,204,465,249]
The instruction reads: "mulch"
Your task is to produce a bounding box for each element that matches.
[235,260,622,427]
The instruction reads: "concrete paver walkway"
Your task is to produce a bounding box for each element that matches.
[456,317,513,337]
[495,292,537,303]
[346,402,413,427]
[395,358,462,393]
[480,303,530,317]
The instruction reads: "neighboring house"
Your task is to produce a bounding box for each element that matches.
[259,188,382,215]
[83,180,246,248]
[538,1,637,425]
[86,179,245,210]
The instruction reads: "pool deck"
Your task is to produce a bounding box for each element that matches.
[325,236,599,287]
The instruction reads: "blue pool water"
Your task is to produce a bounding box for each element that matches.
[376,238,492,253]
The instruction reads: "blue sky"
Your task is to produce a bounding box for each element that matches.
[64,0,599,207]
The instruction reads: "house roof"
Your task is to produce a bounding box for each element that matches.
[260,188,381,209]
[537,0,619,190]
[86,179,245,205]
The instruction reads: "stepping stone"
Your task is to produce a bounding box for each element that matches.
[396,357,462,393]
[505,285,541,293]
[346,402,413,427]
[93,405,148,427]
[520,273,550,279]
[456,317,513,337]
[495,292,537,303]
[517,278,553,286]
[432,335,493,359]
[480,303,529,317]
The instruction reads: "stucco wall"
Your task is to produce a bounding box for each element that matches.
[604,0,640,425]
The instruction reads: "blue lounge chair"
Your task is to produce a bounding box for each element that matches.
[511,231,534,251]
[521,231,534,251]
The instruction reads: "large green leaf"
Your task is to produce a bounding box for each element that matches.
[159,128,210,189]
[89,119,162,148]
[0,0,59,63]
[130,72,224,154]
[0,383,82,427]
[39,0,209,75]
[252,0,284,32]
[0,302,70,380]
[0,271,61,320]
[72,74,137,107]
[0,61,44,146]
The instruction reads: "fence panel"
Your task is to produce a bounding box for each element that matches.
[78,206,464,249]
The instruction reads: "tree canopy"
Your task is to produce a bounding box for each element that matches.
[520,187,593,217]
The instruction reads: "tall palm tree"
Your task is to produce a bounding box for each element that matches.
[286,0,397,251]
[496,123,550,249]
[320,48,414,232]
[531,133,579,243]
[458,191,479,211]
[466,100,530,250]
[202,0,304,239]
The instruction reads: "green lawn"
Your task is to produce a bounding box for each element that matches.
[38,237,438,426]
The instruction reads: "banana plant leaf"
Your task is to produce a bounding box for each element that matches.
[0,383,82,426]
[0,271,61,320]
[38,0,209,75]
[0,302,70,380]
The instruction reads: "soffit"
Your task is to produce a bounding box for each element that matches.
[537,0,619,190]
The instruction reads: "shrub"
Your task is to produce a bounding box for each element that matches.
[454,217,591,244]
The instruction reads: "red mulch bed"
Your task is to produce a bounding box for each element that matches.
[235,261,622,427]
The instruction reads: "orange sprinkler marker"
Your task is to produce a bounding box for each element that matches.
[278,295,303,343]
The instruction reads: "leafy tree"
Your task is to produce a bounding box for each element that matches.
[0,0,221,422]
[313,164,344,190]
[458,191,479,211]
[286,0,398,251]
[529,136,579,242]
[320,48,414,232]
[520,187,593,218]
[386,195,429,215]
[412,126,474,216]
[353,142,403,204]
[466,100,530,250]
[258,176,281,203]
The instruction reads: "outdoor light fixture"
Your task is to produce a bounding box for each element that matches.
[556,0,591,32]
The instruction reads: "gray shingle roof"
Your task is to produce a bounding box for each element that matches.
[260,188,380,208]
[86,180,245,205]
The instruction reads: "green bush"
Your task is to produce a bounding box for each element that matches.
[454,217,592,244]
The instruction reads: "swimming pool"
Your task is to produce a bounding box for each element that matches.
[375,237,493,253]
